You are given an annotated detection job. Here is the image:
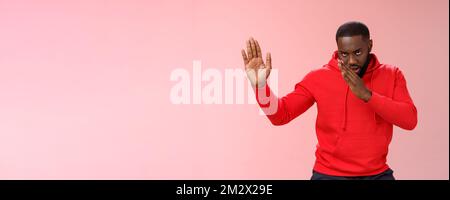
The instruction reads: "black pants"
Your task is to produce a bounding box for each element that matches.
[311,168,395,180]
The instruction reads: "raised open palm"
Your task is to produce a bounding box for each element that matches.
[241,37,272,88]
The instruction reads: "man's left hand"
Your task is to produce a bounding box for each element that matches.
[338,59,372,102]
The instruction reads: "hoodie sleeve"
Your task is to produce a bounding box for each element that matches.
[366,69,418,130]
[255,77,315,126]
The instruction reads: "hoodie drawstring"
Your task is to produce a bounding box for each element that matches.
[341,86,350,130]
[342,70,378,130]
[370,70,379,124]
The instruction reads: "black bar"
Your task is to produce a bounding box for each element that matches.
[0,180,448,198]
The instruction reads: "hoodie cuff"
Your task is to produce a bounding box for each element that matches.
[366,91,386,110]
[254,84,271,107]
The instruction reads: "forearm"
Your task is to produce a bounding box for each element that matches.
[254,84,287,125]
[366,91,418,130]
[254,83,314,126]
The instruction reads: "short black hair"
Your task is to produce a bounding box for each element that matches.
[335,21,370,42]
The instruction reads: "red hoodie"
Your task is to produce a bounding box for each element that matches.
[255,51,418,176]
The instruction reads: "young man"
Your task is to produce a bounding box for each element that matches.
[241,21,417,180]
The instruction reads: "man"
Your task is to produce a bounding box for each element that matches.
[241,21,418,180]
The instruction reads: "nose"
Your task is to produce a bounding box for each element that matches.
[348,55,358,66]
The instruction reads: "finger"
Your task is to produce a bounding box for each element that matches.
[250,38,257,58]
[348,68,359,79]
[341,63,352,74]
[338,59,347,74]
[247,39,253,60]
[255,40,262,58]
[343,71,352,82]
[342,65,359,82]
[344,71,358,86]
[342,73,351,85]
[266,52,272,70]
[340,65,351,80]
[339,60,350,73]
[347,71,359,84]
[341,64,352,75]
[339,61,348,76]
[241,49,249,66]
[343,75,350,84]
[266,52,272,78]
[341,66,355,83]
[340,62,356,77]
[343,73,355,87]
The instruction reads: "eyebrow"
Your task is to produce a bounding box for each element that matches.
[340,48,362,54]
[353,48,362,53]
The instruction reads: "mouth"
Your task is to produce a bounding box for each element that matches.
[349,66,360,74]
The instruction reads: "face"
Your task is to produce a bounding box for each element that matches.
[337,35,373,74]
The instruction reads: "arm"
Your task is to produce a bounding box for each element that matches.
[366,70,418,130]
[255,82,315,126]
[339,61,417,130]
[241,37,315,126]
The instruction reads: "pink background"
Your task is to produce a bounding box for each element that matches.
[0,0,448,180]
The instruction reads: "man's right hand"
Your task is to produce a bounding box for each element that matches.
[241,37,272,88]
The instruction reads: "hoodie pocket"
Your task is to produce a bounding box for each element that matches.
[332,135,389,167]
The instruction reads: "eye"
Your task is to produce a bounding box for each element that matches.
[341,52,348,57]
[355,50,362,56]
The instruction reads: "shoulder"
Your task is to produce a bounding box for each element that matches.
[294,66,330,90]
[303,65,331,79]
[376,64,405,78]
[378,64,399,72]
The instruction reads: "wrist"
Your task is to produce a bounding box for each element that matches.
[362,90,372,102]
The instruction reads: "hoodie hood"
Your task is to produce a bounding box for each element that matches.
[327,51,382,130]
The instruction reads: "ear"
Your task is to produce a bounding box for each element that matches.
[368,39,373,53]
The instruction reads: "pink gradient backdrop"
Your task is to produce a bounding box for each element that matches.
[0,0,448,180]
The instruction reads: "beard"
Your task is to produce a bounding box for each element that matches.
[357,54,371,78]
